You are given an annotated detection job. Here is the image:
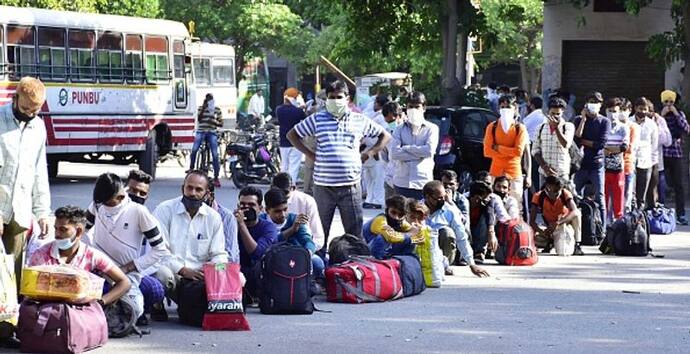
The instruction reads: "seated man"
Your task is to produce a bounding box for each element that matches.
[85,173,170,323]
[153,171,228,312]
[204,183,239,264]
[474,171,512,223]
[468,181,499,264]
[29,205,131,306]
[126,169,152,206]
[423,181,490,277]
[493,176,521,220]
[440,170,469,230]
[261,189,324,278]
[529,176,583,256]
[363,195,423,259]
[234,186,278,299]
[271,173,324,252]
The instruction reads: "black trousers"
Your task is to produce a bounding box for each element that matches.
[664,157,686,217]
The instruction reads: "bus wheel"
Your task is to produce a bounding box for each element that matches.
[139,131,159,179]
[47,157,59,179]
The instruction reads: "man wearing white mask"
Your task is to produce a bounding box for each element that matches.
[483,94,529,205]
[377,102,404,200]
[287,81,391,252]
[573,91,610,229]
[390,91,439,200]
[277,87,306,183]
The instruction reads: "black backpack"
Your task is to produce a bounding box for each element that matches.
[259,243,314,315]
[176,278,207,327]
[104,296,145,337]
[578,197,604,246]
[393,255,426,298]
[600,209,650,256]
[328,234,371,265]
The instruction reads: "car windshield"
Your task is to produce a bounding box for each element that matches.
[462,111,485,138]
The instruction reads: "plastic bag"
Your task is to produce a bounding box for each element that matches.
[0,242,18,324]
[553,224,575,257]
[414,226,444,287]
[202,263,250,331]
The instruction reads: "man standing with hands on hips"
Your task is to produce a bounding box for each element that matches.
[0,77,51,348]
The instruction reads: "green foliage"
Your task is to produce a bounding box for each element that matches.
[1,0,159,17]
[478,0,543,70]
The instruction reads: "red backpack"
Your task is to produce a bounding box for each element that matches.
[495,219,538,266]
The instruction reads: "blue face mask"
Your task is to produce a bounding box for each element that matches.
[55,234,77,250]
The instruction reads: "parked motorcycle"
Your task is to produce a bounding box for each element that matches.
[226,126,280,188]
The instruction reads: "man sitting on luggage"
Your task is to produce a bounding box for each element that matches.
[529,176,583,255]
[28,205,131,305]
[363,195,424,259]
[440,170,470,230]
[423,181,490,277]
[261,188,324,279]
[234,186,279,301]
[153,171,229,311]
[493,176,521,220]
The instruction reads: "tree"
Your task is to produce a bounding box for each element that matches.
[1,0,160,17]
[480,0,543,94]
[161,0,311,87]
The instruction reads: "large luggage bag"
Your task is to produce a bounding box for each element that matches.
[646,206,676,235]
[495,219,538,266]
[259,243,314,315]
[18,299,107,354]
[579,198,605,246]
[393,255,425,297]
[326,257,403,303]
[601,209,651,256]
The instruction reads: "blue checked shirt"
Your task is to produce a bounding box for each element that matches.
[663,111,690,158]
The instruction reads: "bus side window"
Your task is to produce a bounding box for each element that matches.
[144,35,169,83]
[193,57,210,86]
[7,25,36,80]
[97,31,123,82]
[0,27,6,77]
[68,29,95,82]
[125,34,143,83]
[211,57,234,86]
[38,27,66,81]
[173,40,184,79]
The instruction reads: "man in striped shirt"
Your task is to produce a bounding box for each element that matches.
[287,81,391,252]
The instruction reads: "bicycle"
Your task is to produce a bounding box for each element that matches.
[194,139,212,176]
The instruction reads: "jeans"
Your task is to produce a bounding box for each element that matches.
[437,227,457,267]
[664,157,686,217]
[658,170,667,205]
[313,183,364,250]
[624,172,635,211]
[574,167,607,229]
[311,255,325,279]
[635,167,652,209]
[605,171,625,221]
[190,131,220,179]
[279,147,303,184]
[395,186,425,200]
[368,235,415,260]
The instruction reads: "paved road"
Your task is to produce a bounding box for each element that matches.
[41,161,690,354]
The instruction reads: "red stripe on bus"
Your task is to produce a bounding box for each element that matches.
[52,125,194,132]
[50,117,195,125]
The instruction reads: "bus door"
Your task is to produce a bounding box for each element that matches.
[172,39,187,110]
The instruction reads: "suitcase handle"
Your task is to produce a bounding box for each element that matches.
[33,303,63,337]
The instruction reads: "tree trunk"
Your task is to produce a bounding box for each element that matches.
[235,50,246,90]
[519,57,529,93]
[456,31,468,87]
[440,0,462,106]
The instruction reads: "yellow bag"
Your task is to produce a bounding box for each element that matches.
[20,265,104,303]
[414,226,444,288]
[0,243,18,325]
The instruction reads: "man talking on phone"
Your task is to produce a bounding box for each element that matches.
[533,97,576,187]
[234,186,278,303]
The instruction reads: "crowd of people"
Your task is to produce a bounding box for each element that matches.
[1,76,688,348]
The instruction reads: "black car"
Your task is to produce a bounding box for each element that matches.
[425,106,498,188]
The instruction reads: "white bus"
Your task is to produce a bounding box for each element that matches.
[0,5,196,178]
[189,41,237,129]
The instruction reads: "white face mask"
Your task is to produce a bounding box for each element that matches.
[326,98,348,118]
[499,108,515,133]
[617,111,630,122]
[586,103,601,115]
[406,108,425,127]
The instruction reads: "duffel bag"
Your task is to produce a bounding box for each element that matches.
[601,209,650,256]
[326,257,403,303]
[18,299,107,353]
[646,206,676,235]
[393,255,425,297]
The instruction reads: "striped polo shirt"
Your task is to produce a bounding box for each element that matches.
[294,110,384,186]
